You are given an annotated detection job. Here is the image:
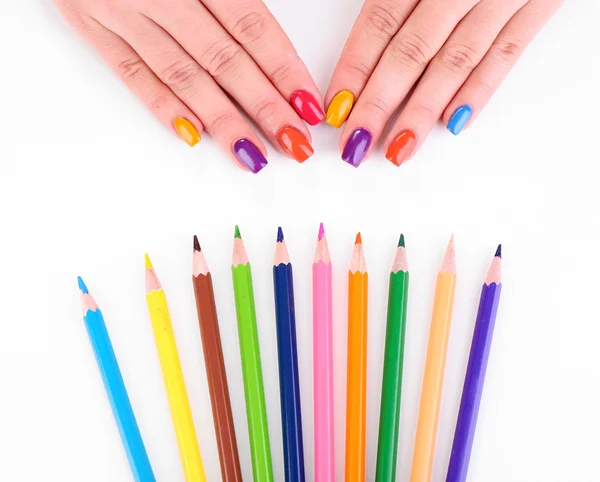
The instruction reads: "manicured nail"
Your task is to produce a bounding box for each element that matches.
[447,105,472,135]
[173,117,201,146]
[342,128,371,167]
[233,139,268,173]
[326,90,355,128]
[290,90,324,126]
[386,129,417,167]
[278,126,314,163]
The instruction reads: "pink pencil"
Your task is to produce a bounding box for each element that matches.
[313,223,334,482]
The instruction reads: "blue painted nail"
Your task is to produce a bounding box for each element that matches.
[447,105,472,135]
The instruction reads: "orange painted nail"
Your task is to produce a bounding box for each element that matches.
[173,117,201,147]
[386,129,417,166]
[278,126,314,162]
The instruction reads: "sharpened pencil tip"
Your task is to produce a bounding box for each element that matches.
[495,244,502,258]
[77,276,88,294]
[234,225,241,239]
[193,235,201,252]
[277,226,284,243]
[318,222,325,240]
[398,233,405,247]
[145,253,153,270]
[355,232,362,244]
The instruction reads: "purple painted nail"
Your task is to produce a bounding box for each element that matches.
[342,128,372,167]
[233,139,268,173]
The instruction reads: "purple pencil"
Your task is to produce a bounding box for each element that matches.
[446,245,503,482]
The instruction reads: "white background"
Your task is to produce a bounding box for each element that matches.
[1,0,599,481]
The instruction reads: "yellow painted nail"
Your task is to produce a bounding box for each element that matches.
[325,90,355,128]
[173,117,201,147]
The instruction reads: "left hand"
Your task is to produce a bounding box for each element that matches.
[325,0,563,167]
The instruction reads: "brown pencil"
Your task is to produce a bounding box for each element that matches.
[192,235,243,482]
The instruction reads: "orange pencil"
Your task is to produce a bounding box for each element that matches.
[345,233,368,482]
[410,235,457,482]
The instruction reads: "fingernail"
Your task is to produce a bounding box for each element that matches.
[326,90,355,128]
[173,117,201,146]
[386,129,417,167]
[290,90,324,126]
[342,128,371,167]
[278,126,314,163]
[447,105,472,135]
[233,139,268,173]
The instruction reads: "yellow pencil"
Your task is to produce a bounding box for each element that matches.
[410,236,456,482]
[144,254,206,482]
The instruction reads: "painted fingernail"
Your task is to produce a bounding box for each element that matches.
[278,126,314,163]
[173,117,201,146]
[233,139,268,173]
[290,90,324,126]
[342,128,371,167]
[386,129,417,167]
[326,90,355,128]
[447,105,472,135]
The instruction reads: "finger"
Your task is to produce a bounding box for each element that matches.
[102,12,269,172]
[324,0,419,128]
[384,0,525,166]
[443,0,563,134]
[74,15,204,148]
[202,0,324,125]
[339,0,480,166]
[141,1,314,161]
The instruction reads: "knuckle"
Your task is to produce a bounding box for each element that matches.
[363,96,389,117]
[269,60,294,85]
[489,38,523,66]
[344,54,372,79]
[230,11,267,45]
[438,43,479,75]
[206,111,235,134]
[365,3,401,38]
[390,32,431,70]
[203,40,243,79]
[160,60,201,93]
[117,57,146,84]
[149,94,169,112]
[252,99,279,126]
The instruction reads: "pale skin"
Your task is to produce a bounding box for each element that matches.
[54,0,562,169]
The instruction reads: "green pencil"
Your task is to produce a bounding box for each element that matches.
[375,234,409,482]
[231,226,274,482]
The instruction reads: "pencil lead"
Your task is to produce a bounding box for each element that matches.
[77,276,89,294]
[193,235,201,252]
[234,225,242,239]
[495,244,502,258]
[318,222,325,240]
[145,253,153,270]
[277,226,284,243]
[398,233,405,248]
[355,232,362,244]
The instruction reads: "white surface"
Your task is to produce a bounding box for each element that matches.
[1,1,599,481]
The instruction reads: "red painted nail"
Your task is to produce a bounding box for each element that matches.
[290,90,324,126]
[386,129,417,167]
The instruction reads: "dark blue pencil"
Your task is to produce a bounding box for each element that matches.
[273,227,305,482]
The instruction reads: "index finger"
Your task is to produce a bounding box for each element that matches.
[203,0,325,125]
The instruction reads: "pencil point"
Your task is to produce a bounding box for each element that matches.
[145,253,153,270]
[398,233,405,247]
[318,222,325,240]
[234,225,242,239]
[193,235,201,252]
[355,232,362,244]
[277,226,284,243]
[495,244,502,258]
[77,276,88,294]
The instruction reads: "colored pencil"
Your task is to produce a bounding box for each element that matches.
[345,232,368,482]
[446,245,503,482]
[313,223,335,482]
[192,236,243,482]
[410,236,457,482]
[375,234,409,482]
[78,277,156,482]
[231,226,274,482]
[144,254,206,482]
[273,227,306,482]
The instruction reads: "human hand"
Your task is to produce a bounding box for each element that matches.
[325,0,562,167]
[54,0,324,172]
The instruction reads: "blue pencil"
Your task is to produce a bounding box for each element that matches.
[273,228,306,482]
[78,277,156,482]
